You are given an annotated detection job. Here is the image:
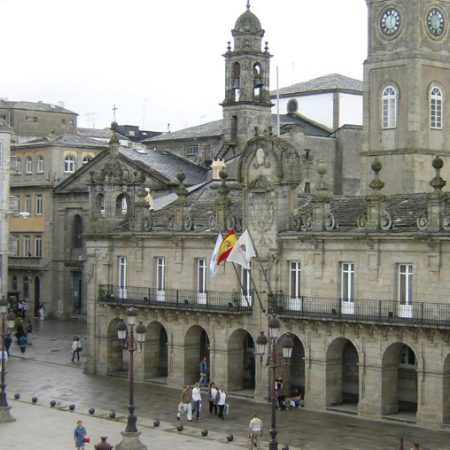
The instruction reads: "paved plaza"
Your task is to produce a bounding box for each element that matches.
[2,319,450,449]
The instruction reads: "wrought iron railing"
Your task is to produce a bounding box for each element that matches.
[269,294,450,328]
[98,285,253,313]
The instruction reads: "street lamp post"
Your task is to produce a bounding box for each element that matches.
[256,316,294,450]
[115,308,147,450]
[0,297,16,423]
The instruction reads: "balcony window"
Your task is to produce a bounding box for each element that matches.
[119,256,127,299]
[23,235,31,257]
[37,155,44,173]
[34,236,42,257]
[35,194,43,216]
[26,157,33,174]
[24,195,32,214]
[197,259,207,304]
[156,257,165,301]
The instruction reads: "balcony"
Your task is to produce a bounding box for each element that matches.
[8,257,44,270]
[98,285,253,314]
[269,294,450,329]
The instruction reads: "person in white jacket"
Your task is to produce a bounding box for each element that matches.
[71,336,82,362]
[192,382,202,419]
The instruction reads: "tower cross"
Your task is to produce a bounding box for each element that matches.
[247,0,250,10]
[112,104,118,121]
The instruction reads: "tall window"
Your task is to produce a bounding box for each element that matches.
[23,235,31,257]
[34,236,42,257]
[398,264,413,305]
[82,156,92,165]
[241,263,252,306]
[95,194,105,217]
[23,277,30,298]
[24,195,32,214]
[10,236,19,256]
[197,259,207,304]
[119,257,127,299]
[341,263,355,301]
[35,194,43,216]
[116,194,129,216]
[12,275,18,291]
[382,86,397,129]
[73,215,83,248]
[37,155,45,173]
[430,87,443,129]
[197,259,207,293]
[16,157,22,174]
[65,155,75,173]
[156,257,165,301]
[289,262,301,299]
[26,156,33,173]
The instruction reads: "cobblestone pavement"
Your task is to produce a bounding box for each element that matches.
[4,319,450,450]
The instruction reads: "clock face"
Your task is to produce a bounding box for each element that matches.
[428,8,445,36]
[380,8,401,36]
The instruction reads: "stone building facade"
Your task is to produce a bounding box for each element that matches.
[20,2,450,428]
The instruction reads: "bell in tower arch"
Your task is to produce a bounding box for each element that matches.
[253,63,263,88]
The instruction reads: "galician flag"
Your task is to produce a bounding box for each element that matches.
[217,230,238,265]
[227,230,256,270]
[210,232,223,281]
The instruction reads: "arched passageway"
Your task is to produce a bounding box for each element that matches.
[444,353,450,424]
[144,321,168,382]
[184,326,209,385]
[382,343,418,417]
[106,318,127,374]
[276,334,305,397]
[228,329,255,392]
[326,338,359,410]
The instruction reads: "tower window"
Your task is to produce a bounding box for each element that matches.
[37,155,44,173]
[253,63,262,100]
[26,156,33,174]
[430,87,443,130]
[65,155,76,173]
[382,86,397,129]
[287,99,298,114]
[186,145,199,156]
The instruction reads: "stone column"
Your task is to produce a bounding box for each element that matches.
[304,357,327,410]
[326,357,343,406]
[417,371,445,427]
[358,363,383,419]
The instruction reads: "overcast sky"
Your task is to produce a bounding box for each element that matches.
[1,0,367,132]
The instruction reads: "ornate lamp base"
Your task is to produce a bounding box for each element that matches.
[0,406,16,423]
[114,431,147,450]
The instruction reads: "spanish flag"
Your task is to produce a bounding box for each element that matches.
[217,230,237,265]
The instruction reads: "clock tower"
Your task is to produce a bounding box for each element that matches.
[362,0,450,194]
[221,4,273,157]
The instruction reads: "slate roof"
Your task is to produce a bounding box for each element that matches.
[144,120,224,143]
[119,145,209,186]
[297,193,433,232]
[273,73,363,97]
[13,132,109,149]
[145,114,330,145]
[0,100,77,115]
[151,181,243,232]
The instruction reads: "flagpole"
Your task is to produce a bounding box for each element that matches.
[231,262,249,306]
[245,228,275,303]
[247,267,266,313]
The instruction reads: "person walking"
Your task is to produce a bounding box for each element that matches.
[199,356,208,387]
[17,300,24,318]
[209,381,218,415]
[248,412,263,450]
[74,420,87,449]
[18,334,28,356]
[0,349,8,374]
[25,320,33,345]
[216,384,227,419]
[38,303,45,321]
[192,382,202,419]
[71,336,82,362]
[22,300,28,319]
[5,333,12,357]
[178,384,193,422]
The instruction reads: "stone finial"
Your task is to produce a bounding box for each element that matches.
[110,121,119,145]
[367,158,385,201]
[430,155,446,194]
[175,171,188,202]
[211,159,226,180]
[264,41,269,52]
[218,169,231,200]
[227,41,231,52]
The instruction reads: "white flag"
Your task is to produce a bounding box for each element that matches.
[227,230,256,270]
[210,232,223,281]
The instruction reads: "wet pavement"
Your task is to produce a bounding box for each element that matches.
[4,319,450,450]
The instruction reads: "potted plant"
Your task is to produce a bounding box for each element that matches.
[97,284,106,301]
[231,290,240,311]
[268,293,277,311]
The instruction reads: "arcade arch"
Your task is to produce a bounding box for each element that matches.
[276,333,305,396]
[106,318,127,374]
[382,343,418,417]
[184,325,209,385]
[144,321,168,381]
[228,329,255,392]
[326,338,360,409]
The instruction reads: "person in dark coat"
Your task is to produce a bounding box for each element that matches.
[5,333,12,357]
[18,334,28,355]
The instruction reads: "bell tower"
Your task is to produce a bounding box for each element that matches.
[222,3,272,155]
[362,0,450,194]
